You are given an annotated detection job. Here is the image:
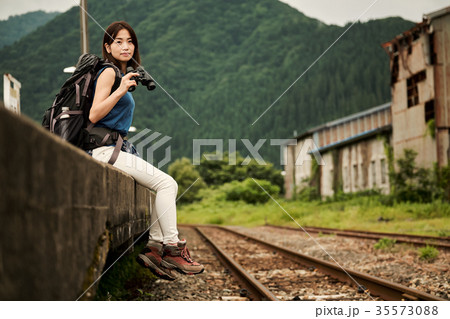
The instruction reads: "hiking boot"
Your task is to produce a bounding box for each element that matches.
[161,240,205,275]
[137,240,177,281]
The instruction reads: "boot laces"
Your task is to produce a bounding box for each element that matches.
[180,246,193,263]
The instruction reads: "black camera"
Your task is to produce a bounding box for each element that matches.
[126,66,156,92]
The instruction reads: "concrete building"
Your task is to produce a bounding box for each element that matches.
[284,6,450,199]
[284,103,391,199]
[382,6,450,169]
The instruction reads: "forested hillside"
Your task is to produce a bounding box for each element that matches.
[0,0,413,166]
[0,11,60,49]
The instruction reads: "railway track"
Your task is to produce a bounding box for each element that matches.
[187,225,446,301]
[266,224,450,250]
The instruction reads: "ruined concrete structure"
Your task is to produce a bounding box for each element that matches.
[284,6,450,199]
[284,103,392,199]
[382,6,450,169]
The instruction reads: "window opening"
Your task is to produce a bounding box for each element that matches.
[371,161,376,187]
[425,100,435,122]
[407,70,426,107]
[380,159,386,184]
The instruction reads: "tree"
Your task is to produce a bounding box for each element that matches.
[195,151,284,192]
[223,178,280,204]
[168,157,207,203]
[390,149,438,203]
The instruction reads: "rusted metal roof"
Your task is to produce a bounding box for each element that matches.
[424,5,450,22]
[381,21,428,54]
[292,102,391,141]
[382,5,450,53]
[311,125,391,154]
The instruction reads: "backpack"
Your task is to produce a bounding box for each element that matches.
[42,53,121,149]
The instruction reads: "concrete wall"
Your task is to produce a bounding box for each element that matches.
[432,13,450,166]
[319,136,390,199]
[339,137,390,195]
[284,143,295,199]
[285,134,390,199]
[294,138,313,191]
[390,32,437,168]
[284,136,314,198]
[320,152,334,198]
[284,103,392,199]
[0,107,153,300]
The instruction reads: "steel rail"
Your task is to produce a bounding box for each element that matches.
[266,224,450,250]
[208,225,446,301]
[193,226,278,301]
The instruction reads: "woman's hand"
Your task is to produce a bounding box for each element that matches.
[116,72,140,96]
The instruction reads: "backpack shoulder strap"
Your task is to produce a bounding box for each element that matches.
[95,61,122,93]
[94,66,111,81]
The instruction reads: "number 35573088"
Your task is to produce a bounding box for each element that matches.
[376,305,438,316]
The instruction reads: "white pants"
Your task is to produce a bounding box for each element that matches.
[92,146,180,244]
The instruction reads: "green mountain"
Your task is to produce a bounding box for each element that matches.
[0,0,413,167]
[0,11,60,49]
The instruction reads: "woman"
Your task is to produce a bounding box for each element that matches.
[90,21,203,280]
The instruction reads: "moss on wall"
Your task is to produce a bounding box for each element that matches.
[95,241,156,301]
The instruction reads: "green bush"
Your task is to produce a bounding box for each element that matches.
[223,178,280,204]
[390,149,442,203]
[436,163,450,202]
[297,182,320,201]
[195,151,284,193]
[168,157,207,203]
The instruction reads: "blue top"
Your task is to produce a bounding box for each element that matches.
[93,67,135,136]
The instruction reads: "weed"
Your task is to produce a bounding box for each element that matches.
[418,245,439,262]
[374,238,396,250]
[135,289,154,301]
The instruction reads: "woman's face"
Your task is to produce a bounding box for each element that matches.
[105,28,135,68]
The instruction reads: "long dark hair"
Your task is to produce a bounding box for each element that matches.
[102,21,141,70]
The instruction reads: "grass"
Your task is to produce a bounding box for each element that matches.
[418,245,439,262]
[177,187,450,236]
[374,238,397,250]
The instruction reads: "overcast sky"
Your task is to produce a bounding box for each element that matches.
[0,0,449,24]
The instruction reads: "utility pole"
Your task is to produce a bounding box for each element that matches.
[80,0,89,54]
